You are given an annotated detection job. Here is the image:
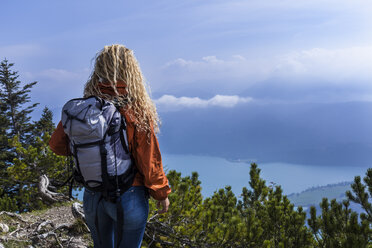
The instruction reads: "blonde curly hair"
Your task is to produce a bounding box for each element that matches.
[84,44,160,133]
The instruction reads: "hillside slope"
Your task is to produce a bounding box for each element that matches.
[0,202,91,248]
[287,181,352,207]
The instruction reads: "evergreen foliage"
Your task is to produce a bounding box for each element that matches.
[143,165,372,247]
[346,168,372,223]
[307,198,370,247]
[0,58,39,210]
[32,106,55,140]
[146,164,372,247]
[6,124,70,212]
[0,83,9,179]
[0,59,70,212]
[0,59,38,144]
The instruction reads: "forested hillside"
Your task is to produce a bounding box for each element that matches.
[288,182,352,208]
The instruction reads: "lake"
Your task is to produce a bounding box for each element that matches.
[163,154,370,197]
[74,153,370,200]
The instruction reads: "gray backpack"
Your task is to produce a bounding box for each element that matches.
[61,96,136,200]
[62,96,137,247]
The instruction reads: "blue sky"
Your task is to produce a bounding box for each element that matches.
[2,0,372,167]
[2,0,372,109]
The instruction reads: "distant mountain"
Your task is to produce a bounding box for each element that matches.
[287,181,352,207]
[287,181,364,216]
[158,101,372,167]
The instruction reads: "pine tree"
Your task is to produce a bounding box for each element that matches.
[0,95,16,211]
[346,168,372,223]
[31,106,55,145]
[0,59,39,210]
[143,164,315,247]
[238,163,314,247]
[6,107,70,212]
[307,198,370,247]
[0,59,39,144]
[0,85,10,171]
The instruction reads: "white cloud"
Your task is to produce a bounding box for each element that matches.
[157,45,372,104]
[163,55,271,84]
[155,94,253,111]
[275,46,372,81]
[163,45,372,85]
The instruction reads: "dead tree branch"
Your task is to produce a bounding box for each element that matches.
[38,175,68,203]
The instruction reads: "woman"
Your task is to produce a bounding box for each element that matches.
[49,44,171,248]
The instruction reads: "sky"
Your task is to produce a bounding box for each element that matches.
[2,0,372,167]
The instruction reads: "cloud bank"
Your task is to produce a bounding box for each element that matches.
[164,46,372,83]
[164,55,269,84]
[276,46,372,81]
[155,94,253,111]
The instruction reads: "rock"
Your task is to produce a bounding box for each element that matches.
[0,223,9,233]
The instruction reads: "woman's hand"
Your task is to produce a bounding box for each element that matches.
[157,197,170,214]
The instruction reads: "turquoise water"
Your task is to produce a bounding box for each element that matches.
[73,153,370,200]
[162,154,370,197]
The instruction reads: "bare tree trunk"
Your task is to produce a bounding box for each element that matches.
[38,175,68,203]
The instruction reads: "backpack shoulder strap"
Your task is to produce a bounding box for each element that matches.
[114,105,130,154]
[119,117,129,154]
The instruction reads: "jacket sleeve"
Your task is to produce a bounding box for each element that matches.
[129,120,171,201]
[49,121,71,156]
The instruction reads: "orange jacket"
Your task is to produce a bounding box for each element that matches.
[49,82,171,201]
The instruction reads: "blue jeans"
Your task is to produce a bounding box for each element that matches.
[83,186,149,248]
